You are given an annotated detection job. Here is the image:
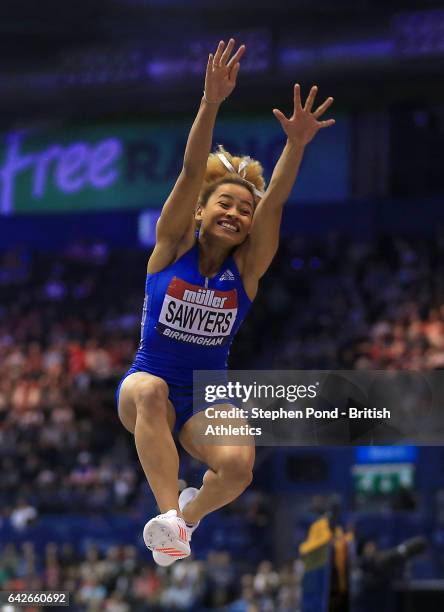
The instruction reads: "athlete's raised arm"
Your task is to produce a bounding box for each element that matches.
[240,84,335,281]
[155,39,245,249]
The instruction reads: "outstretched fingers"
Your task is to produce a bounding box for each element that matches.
[318,118,336,129]
[228,62,241,83]
[313,96,334,119]
[220,38,235,66]
[304,85,318,112]
[272,108,288,128]
[213,40,225,67]
[226,43,246,69]
[211,39,245,75]
[293,83,302,113]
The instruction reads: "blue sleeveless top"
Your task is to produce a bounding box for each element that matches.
[132,241,252,386]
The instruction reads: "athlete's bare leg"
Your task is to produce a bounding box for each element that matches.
[118,372,182,516]
[178,406,255,523]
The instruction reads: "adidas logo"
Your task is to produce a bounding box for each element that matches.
[219,269,235,281]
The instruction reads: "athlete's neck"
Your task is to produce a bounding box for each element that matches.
[197,236,232,278]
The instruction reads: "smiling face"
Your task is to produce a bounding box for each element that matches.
[196,182,255,246]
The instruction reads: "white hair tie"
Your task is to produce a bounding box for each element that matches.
[216,147,264,199]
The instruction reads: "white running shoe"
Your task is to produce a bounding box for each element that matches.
[152,548,179,567]
[143,509,190,567]
[178,487,201,539]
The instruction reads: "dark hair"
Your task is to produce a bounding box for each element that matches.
[199,177,257,208]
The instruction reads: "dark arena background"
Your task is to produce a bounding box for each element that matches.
[1,1,444,611]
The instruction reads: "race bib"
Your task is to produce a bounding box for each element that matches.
[156,277,238,347]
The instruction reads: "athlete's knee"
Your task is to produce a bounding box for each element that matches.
[217,448,255,488]
[133,377,169,420]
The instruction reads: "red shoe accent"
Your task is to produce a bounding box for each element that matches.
[178,524,187,542]
[156,547,187,556]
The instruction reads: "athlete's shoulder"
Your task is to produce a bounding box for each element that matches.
[147,228,196,275]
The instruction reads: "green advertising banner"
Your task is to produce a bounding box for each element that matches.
[0,115,349,215]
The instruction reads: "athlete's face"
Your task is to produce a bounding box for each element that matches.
[196,183,254,245]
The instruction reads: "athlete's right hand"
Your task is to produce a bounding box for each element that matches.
[204,39,245,104]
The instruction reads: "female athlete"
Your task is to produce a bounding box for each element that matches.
[116,38,335,565]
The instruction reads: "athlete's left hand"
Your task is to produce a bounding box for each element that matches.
[273,84,335,146]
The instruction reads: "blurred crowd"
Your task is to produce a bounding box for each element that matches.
[272,232,444,369]
[0,541,302,611]
[0,243,161,517]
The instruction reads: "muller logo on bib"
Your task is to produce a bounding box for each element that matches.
[157,277,238,347]
[182,288,228,308]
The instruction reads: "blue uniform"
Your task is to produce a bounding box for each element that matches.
[116,240,252,429]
